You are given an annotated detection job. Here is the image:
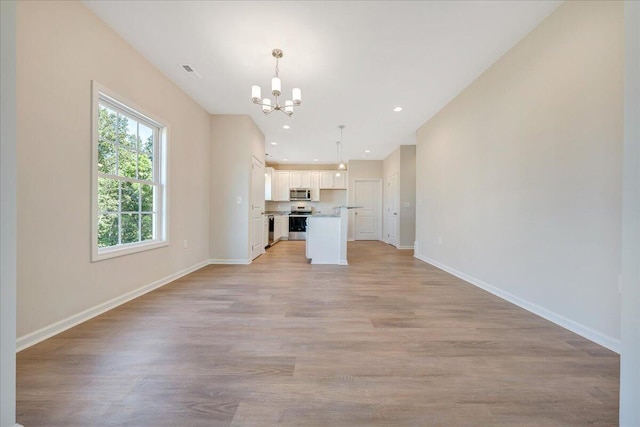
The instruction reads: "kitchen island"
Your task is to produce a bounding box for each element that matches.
[305,206,352,265]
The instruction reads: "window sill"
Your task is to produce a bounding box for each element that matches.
[92,239,169,262]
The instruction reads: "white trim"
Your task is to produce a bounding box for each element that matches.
[414,253,621,353]
[397,245,414,250]
[14,424,23,427]
[347,238,355,241]
[16,260,209,352]
[1,1,17,424]
[209,259,252,265]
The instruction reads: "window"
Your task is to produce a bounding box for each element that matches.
[91,82,167,261]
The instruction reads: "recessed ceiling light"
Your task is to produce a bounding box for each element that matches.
[270,142,277,145]
[394,106,403,112]
[283,158,288,161]
[313,159,318,162]
[365,150,370,153]
[283,125,290,129]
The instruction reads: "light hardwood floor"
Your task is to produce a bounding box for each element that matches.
[17,241,619,426]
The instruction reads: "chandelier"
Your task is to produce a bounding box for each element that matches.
[251,49,302,117]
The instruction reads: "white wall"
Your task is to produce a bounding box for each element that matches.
[209,115,264,262]
[620,1,640,423]
[0,1,18,425]
[16,1,211,342]
[415,0,623,350]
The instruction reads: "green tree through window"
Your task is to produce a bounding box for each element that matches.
[96,100,160,249]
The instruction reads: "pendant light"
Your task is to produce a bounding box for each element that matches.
[335,141,342,177]
[337,125,346,170]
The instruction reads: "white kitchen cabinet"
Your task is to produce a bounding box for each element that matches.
[263,216,269,249]
[319,171,335,189]
[334,171,347,189]
[310,171,320,201]
[274,171,291,201]
[274,216,282,243]
[319,170,348,189]
[264,167,274,201]
[290,171,311,189]
[281,215,289,240]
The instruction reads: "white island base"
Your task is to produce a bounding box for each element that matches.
[305,207,349,265]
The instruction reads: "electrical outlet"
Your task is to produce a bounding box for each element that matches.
[183,239,189,249]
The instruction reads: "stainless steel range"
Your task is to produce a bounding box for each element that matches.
[288,205,314,240]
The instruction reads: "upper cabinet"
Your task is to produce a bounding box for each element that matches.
[310,171,320,201]
[264,167,274,201]
[334,171,347,189]
[290,171,311,189]
[319,170,347,189]
[274,171,291,201]
[265,168,347,201]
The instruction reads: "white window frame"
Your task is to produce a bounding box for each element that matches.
[91,81,169,261]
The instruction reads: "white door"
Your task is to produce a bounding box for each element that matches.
[354,179,382,240]
[386,173,399,246]
[251,156,265,260]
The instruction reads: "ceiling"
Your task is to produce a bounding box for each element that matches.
[83,0,561,165]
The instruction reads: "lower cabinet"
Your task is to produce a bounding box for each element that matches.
[282,216,290,240]
[263,216,269,249]
[274,216,282,243]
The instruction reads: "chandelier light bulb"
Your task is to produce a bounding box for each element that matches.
[271,77,281,97]
[292,88,302,105]
[251,85,261,103]
[285,100,294,116]
[262,98,272,113]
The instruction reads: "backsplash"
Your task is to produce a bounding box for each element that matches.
[266,189,346,214]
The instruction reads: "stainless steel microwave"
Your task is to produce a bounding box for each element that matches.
[290,188,311,201]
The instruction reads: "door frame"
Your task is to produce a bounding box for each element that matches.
[250,155,265,260]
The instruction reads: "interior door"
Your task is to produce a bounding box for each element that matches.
[251,156,265,260]
[354,179,382,240]
[386,173,399,246]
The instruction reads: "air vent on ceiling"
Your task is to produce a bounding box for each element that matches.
[181,64,201,79]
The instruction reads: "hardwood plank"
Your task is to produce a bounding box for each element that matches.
[16,241,619,426]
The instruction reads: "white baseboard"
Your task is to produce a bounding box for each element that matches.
[397,245,414,250]
[16,259,210,352]
[348,238,355,242]
[209,258,251,265]
[414,253,621,353]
